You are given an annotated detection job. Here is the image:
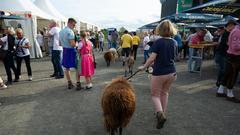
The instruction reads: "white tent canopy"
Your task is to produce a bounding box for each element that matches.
[34,0,67,21]
[0,0,55,19]
[0,0,58,58]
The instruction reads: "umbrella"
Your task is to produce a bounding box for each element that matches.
[208,15,238,26]
[183,0,240,17]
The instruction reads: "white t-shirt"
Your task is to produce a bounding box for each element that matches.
[99,33,104,42]
[143,36,150,50]
[15,38,30,57]
[0,36,8,50]
[204,31,213,42]
[36,34,43,46]
[49,27,63,51]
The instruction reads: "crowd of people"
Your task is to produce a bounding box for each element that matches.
[1,17,240,129]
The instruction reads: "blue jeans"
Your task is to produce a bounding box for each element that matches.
[99,41,104,52]
[215,53,226,83]
[52,50,64,77]
[107,39,111,49]
[48,46,53,56]
[144,50,149,62]
[111,41,117,49]
[188,48,202,71]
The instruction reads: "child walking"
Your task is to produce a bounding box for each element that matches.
[78,31,95,89]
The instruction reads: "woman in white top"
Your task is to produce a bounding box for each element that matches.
[15,28,32,81]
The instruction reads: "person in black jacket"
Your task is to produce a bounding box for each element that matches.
[0,27,19,85]
[215,21,236,92]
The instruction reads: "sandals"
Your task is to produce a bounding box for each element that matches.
[68,81,74,89]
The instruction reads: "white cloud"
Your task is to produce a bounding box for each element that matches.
[48,0,161,30]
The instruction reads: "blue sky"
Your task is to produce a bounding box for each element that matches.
[36,0,162,30]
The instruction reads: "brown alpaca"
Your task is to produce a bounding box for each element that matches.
[104,51,114,67]
[125,56,135,77]
[102,77,136,135]
[109,48,117,60]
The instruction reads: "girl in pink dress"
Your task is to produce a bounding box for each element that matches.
[78,31,95,89]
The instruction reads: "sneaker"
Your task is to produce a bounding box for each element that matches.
[0,83,7,90]
[86,83,93,89]
[28,76,33,81]
[156,112,167,129]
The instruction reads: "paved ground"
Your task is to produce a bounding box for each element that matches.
[0,50,240,135]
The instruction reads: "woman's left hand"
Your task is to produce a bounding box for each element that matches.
[138,66,146,71]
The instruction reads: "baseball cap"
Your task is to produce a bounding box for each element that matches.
[226,20,237,27]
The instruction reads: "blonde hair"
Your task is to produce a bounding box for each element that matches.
[16,28,23,34]
[6,26,15,35]
[80,31,87,38]
[156,20,177,37]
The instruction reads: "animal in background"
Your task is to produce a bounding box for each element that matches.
[101,77,136,135]
[116,47,122,59]
[104,51,114,67]
[125,56,135,77]
[109,48,117,62]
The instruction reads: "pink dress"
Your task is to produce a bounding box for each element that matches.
[79,40,94,77]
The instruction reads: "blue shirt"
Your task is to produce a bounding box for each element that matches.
[59,26,75,48]
[174,34,182,48]
[151,38,177,76]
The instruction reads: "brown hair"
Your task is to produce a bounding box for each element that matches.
[156,20,177,37]
[80,31,87,45]
[68,18,77,24]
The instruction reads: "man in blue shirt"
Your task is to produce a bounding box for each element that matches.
[60,18,81,90]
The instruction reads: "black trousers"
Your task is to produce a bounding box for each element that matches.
[3,51,18,82]
[16,55,32,76]
[222,54,240,89]
[132,45,138,60]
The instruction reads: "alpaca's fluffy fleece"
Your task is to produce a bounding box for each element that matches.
[101,77,136,132]
[127,57,135,68]
[104,51,114,67]
[109,48,117,59]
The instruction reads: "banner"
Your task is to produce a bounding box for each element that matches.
[178,0,193,12]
